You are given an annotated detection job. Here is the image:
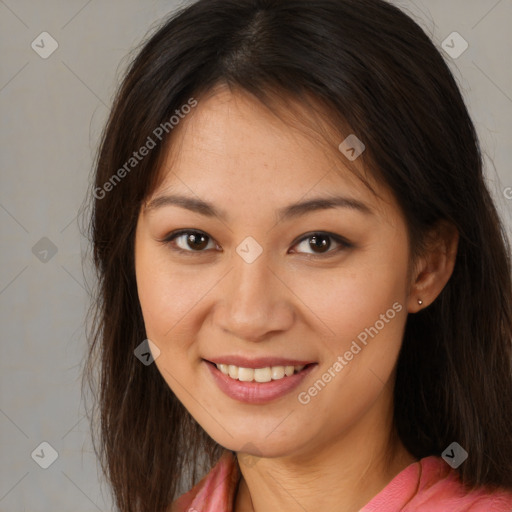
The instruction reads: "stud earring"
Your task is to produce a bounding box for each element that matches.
[418,299,423,306]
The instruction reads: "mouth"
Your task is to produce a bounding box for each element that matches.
[203,358,318,404]
[204,359,316,383]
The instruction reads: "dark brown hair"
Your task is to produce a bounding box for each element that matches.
[81,0,512,510]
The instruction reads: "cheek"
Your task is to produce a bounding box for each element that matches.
[135,246,170,339]
[135,240,203,342]
[135,241,204,400]
[289,241,409,350]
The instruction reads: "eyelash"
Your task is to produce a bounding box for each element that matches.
[159,229,353,258]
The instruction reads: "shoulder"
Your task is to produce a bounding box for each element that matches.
[410,456,512,511]
[361,455,512,511]
[168,450,240,512]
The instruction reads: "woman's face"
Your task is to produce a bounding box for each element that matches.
[134,87,414,459]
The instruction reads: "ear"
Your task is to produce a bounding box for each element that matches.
[407,220,459,313]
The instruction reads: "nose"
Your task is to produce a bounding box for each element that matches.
[215,252,294,342]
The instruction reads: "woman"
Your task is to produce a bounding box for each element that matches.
[82,0,512,510]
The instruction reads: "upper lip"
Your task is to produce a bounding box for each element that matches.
[204,356,316,368]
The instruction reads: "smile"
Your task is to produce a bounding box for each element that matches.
[204,359,318,404]
[215,363,307,382]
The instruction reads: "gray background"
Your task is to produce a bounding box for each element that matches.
[1,0,511,510]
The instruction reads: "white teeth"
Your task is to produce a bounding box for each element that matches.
[271,366,285,380]
[228,365,238,379]
[238,367,254,382]
[215,363,307,382]
[254,367,272,382]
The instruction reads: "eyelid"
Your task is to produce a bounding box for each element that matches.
[159,229,219,256]
[160,229,352,257]
[289,231,352,255]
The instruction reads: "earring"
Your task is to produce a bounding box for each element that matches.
[418,299,423,306]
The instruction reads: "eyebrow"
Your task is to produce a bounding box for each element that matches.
[144,193,374,222]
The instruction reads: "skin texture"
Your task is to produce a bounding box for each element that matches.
[135,86,459,512]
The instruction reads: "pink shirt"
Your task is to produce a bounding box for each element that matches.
[172,450,512,511]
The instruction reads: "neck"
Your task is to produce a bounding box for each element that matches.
[233,388,417,512]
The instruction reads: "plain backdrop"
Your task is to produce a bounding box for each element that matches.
[1,0,511,510]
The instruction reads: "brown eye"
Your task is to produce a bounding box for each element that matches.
[308,234,331,253]
[162,229,351,258]
[163,230,216,254]
[291,232,351,257]
[183,232,209,250]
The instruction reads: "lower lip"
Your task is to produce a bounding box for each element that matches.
[204,360,317,404]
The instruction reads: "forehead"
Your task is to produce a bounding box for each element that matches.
[151,87,394,218]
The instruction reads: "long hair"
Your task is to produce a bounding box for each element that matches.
[81,1,512,510]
